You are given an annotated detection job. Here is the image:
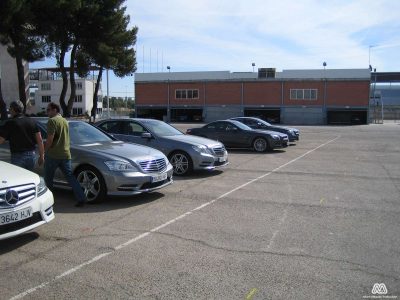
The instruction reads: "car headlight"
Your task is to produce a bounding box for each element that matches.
[37,177,48,197]
[272,135,280,140]
[104,161,138,171]
[192,145,212,155]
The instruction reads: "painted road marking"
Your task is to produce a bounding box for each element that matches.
[245,288,259,300]
[9,136,340,300]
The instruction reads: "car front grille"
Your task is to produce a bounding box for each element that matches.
[138,158,167,173]
[0,183,36,209]
[212,146,226,157]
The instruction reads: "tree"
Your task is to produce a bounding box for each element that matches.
[32,0,81,117]
[0,0,51,112]
[74,0,137,122]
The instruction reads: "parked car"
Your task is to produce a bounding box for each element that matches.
[0,120,174,203]
[0,161,54,240]
[95,118,228,176]
[186,120,288,152]
[230,117,300,142]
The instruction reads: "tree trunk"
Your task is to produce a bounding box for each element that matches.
[58,46,69,116]
[91,67,103,122]
[14,47,27,114]
[67,43,78,117]
[0,78,8,120]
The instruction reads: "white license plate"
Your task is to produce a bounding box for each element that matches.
[152,172,168,183]
[0,207,33,225]
[218,156,226,162]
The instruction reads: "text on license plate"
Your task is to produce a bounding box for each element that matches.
[152,172,168,183]
[0,207,32,225]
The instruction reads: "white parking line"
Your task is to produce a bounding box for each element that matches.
[9,136,340,300]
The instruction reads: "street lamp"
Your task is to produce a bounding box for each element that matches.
[167,66,171,72]
[323,62,327,70]
[369,45,377,68]
[252,63,255,72]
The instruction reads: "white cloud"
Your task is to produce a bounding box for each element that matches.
[127,0,400,73]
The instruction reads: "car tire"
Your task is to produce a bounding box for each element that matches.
[169,151,193,176]
[75,166,107,203]
[252,137,269,152]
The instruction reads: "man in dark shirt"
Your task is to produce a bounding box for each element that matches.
[0,100,44,171]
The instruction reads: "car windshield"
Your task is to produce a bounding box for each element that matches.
[69,122,113,144]
[38,120,113,144]
[231,121,252,130]
[257,119,272,126]
[142,120,183,136]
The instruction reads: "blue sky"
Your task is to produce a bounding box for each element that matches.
[32,0,400,97]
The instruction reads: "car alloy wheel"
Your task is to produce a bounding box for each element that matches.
[170,152,192,176]
[76,166,106,202]
[253,137,268,152]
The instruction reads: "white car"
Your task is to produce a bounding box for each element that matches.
[0,161,54,240]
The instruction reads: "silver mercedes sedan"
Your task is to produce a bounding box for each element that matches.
[95,118,229,176]
[0,120,173,202]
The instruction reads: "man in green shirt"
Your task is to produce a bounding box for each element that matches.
[44,102,86,207]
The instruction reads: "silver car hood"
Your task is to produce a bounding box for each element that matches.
[76,141,166,162]
[163,134,223,147]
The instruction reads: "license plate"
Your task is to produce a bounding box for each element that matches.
[0,207,32,225]
[218,157,226,162]
[152,172,168,183]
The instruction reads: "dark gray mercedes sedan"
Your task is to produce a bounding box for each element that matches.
[186,120,288,152]
[95,118,228,176]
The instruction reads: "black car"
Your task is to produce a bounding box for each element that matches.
[230,117,300,142]
[186,120,288,152]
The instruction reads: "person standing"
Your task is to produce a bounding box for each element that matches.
[44,102,86,207]
[0,100,44,171]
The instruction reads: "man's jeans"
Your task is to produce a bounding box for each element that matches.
[11,151,36,171]
[44,156,86,203]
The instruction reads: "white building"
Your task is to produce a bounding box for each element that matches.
[31,68,103,116]
[0,45,30,112]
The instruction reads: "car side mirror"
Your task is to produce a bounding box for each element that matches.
[141,132,152,139]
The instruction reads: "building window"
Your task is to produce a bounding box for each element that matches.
[41,83,51,90]
[42,95,51,103]
[290,89,318,100]
[76,82,83,90]
[74,95,83,102]
[72,108,83,115]
[175,89,199,99]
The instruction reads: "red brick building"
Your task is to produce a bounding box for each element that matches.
[134,69,371,124]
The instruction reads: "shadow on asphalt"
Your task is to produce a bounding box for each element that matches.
[0,232,40,255]
[227,149,287,154]
[51,190,165,214]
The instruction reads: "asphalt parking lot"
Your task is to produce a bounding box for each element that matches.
[1,123,399,300]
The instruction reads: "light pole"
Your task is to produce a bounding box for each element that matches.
[125,85,127,109]
[323,62,327,123]
[106,69,110,118]
[369,45,377,68]
[167,66,171,121]
[252,63,255,72]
